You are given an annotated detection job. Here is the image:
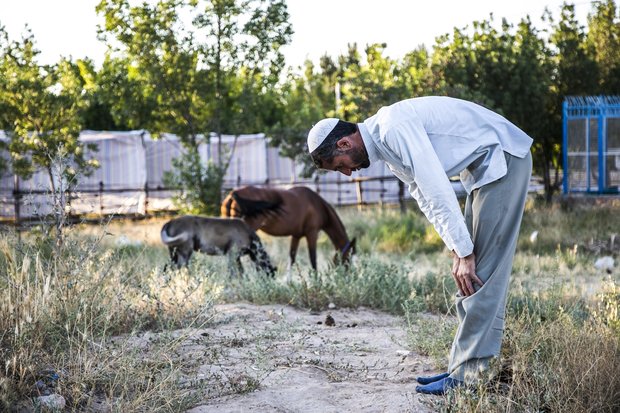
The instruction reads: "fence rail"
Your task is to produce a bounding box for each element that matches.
[0,173,548,228]
[0,175,418,226]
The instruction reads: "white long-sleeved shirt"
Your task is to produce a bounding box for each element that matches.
[358,96,533,257]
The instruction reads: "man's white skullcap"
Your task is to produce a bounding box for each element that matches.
[307,118,339,153]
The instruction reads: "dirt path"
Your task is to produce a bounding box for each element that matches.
[181,303,440,413]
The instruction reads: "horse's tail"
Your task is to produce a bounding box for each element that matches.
[248,232,276,277]
[231,191,282,219]
[221,192,236,217]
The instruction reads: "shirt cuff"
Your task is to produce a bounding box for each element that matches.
[452,238,474,258]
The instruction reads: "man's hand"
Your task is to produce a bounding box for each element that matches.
[451,253,484,296]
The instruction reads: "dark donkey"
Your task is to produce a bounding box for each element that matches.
[161,215,275,277]
[221,186,355,281]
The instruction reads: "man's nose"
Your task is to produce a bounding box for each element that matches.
[340,168,352,176]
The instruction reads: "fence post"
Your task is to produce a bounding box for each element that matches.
[379,177,384,208]
[144,182,149,216]
[337,178,341,206]
[99,181,104,216]
[314,175,320,195]
[355,179,363,211]
[13,174,21,230]
[398,180,406,214]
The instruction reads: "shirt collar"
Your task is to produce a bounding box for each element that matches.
[357,122,379,163]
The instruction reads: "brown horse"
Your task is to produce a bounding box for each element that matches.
[221,186,355,280]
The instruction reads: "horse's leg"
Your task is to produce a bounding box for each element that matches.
[306,231,319,271]
[286,236,301,283]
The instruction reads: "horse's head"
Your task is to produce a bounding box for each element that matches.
[333,237,357,267]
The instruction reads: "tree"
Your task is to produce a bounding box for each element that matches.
[430,15,563,200]
[0,29,98,243]
[97,0,292,213]
[77,58,128,130]
[586,0,620,93]
[399,45,437,97]
[339,43,408,121]
[510,17,556,200]
[548,3,600,97]
[267,59,335,176]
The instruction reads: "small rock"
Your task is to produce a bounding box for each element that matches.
[33,380,53,397]
[35,394,66,410]
[594,256,614,273]
[328,302,336,309]
[325,314,335,327]
[529,231,539,243]
[396,350,411,356]
[115,235,142,247]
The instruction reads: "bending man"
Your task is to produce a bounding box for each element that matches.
[307,96,532,395]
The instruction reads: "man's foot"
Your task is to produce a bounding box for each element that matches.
[416,372,449,385]
[415,377,464,395]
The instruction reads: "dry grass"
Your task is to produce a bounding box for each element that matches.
[0,199,619,411]
[0,226,216,411]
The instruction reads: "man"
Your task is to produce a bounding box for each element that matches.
[307,96,532,395]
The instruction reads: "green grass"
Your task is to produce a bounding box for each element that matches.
[1,199,619,411]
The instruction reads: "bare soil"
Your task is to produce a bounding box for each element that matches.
[180,303,440,413]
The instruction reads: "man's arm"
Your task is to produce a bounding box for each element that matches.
[382,118,474,257]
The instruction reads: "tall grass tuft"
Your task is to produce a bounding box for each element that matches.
[0,228,216,410]
[227,257,419,313]
[425,285,620,412]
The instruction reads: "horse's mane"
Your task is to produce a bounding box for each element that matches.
[317,194,347,240]
[232,191,283,218]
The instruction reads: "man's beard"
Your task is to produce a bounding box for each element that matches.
[348,146,370,169]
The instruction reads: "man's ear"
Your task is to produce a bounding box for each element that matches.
[336,137,352,150]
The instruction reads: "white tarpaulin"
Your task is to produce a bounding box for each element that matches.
[0,129,457,220]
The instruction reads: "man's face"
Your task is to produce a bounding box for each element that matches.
[323,146,370,176]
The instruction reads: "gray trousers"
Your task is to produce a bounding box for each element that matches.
[448,151,532,383]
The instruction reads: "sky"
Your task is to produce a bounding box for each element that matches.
[0,0,593,69]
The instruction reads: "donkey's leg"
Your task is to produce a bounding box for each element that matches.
[235,255,244,277]
[249,237,276,277]
[173,245,193,268]
[286,236,301,283]
[306,230,319,271]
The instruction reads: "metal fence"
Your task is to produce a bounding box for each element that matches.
[0,175,418,226]
[563,96,620,194]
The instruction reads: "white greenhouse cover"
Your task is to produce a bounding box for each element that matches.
[0,129,450,219]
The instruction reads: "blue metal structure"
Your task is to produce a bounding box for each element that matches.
[563,96,620,194]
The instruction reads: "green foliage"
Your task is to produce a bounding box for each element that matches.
[594,278,620,335]
[163,149,227,215]
[0,30,97,183]
[347,209,446,255]
[403,305,456,368]
[586,0,620,93]
[229,256,418,314]
[518,198,620,255]
[96,0,293,212]
[409,271,457,314]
